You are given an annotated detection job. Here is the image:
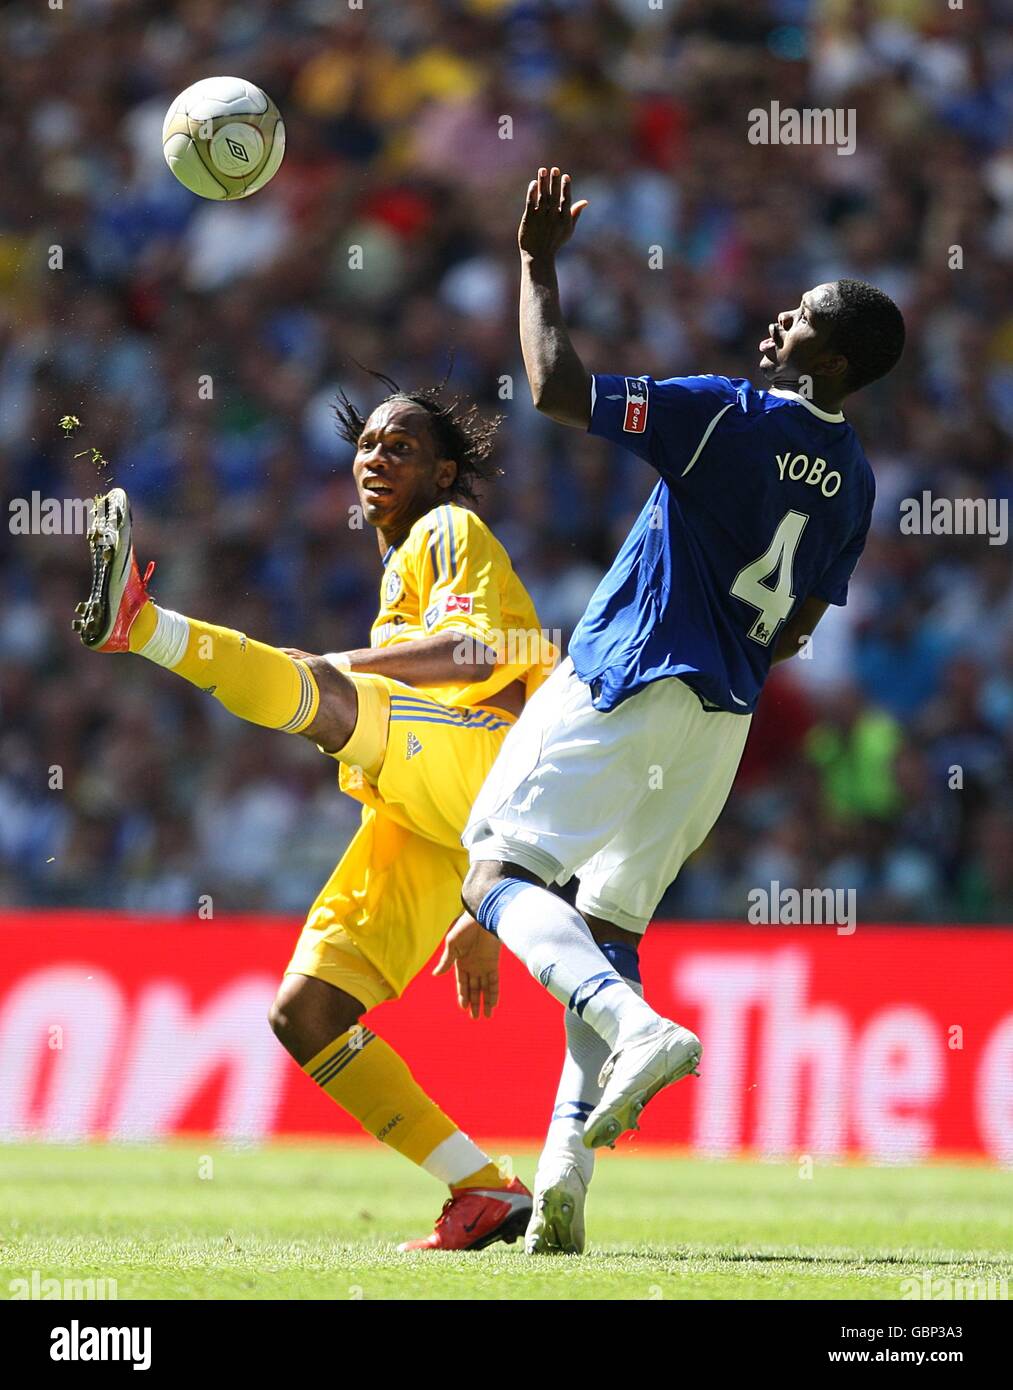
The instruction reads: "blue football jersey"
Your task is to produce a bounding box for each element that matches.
[570,374,875,714]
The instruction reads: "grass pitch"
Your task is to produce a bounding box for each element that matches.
[1,1142,1010,1300]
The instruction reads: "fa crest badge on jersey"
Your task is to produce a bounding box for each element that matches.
[623,377,649,433]
[383,568,403,606]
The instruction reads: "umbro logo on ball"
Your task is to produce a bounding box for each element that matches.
[163,78,285,200]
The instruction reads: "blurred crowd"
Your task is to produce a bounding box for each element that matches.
[1,0,1011,924]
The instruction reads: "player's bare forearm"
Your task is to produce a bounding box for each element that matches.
[338,631,496,686]
[771,596,829,663]
[518,168,590,428]
[520,256,590,427]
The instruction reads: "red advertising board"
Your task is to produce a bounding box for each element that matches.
[1,911,1010,1162]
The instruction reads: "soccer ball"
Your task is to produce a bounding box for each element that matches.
[162,76,285,200]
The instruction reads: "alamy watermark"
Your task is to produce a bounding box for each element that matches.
[900,1271,1008,1300]
[9,493,95,535]
[899,492,1007,546]
[8,1270,118,1299]
[451,627,562,670]
[50,1320,150,1371]
[747,881,856,935]
[748,102,856,157]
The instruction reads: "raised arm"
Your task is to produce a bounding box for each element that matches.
[518,167,591,429]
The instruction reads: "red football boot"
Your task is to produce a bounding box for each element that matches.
[73,488,155,651]
[398,1177,533,1252]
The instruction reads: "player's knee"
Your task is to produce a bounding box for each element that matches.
[268,981,301,1048]
[269,974,362,1065]
[462,860,521,917]
[461,862,492,917]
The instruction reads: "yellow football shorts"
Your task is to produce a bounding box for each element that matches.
[285,673,515,1004]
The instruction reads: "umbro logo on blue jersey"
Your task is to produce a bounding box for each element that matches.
[406,731,423,759]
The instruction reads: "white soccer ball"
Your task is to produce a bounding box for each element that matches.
[162,76,285,200]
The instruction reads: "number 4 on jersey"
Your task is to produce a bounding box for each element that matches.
[730,510,809,646]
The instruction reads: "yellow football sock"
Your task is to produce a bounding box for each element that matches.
[129,601,318,734]
[305,1027,506,1187]
[452,1161,506,1190]
[128,599,158,649]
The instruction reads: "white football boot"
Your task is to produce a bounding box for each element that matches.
[73,488,154,652]
[583,1021,702,1150]
[525,1163,588,1255]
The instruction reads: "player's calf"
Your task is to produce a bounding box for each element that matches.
[296,655,360,754]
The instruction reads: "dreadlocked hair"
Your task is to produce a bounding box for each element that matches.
[333,366,503,503]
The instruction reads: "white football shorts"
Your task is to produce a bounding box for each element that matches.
[463,657,752,934]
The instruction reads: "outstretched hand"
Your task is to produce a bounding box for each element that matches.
[518,166,588,260]
[433,912,502,1019]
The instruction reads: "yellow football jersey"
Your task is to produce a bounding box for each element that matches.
[369,502,557,710]
[288,503,557,999]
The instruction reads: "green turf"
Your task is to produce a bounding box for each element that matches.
[0,1142,1010,1300]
